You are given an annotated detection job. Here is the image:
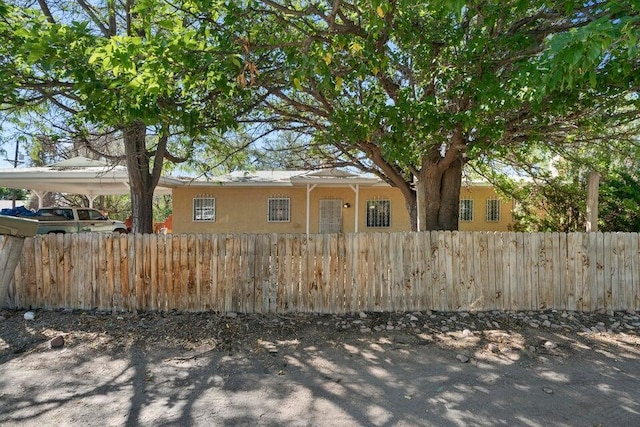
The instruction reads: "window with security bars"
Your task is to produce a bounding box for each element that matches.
[193,196,215,222]
[460,199,473,222]
[268,198,290,222]
[486,199,500,222]
[366,199,391,227]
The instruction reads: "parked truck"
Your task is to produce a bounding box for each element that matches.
[0,206,128,234]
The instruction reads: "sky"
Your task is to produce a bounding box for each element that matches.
[0,140,21,168]
[1,120,28,169]
[1,120,20,168]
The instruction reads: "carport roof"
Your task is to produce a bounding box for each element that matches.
[0,156,176,196]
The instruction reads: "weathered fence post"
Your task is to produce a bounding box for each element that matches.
[0,216,38,307]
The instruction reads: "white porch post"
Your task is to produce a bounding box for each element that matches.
[349,184,360,233]
[414,176,422,232]
[306,184,317,236]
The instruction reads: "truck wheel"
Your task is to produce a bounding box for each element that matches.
[48,231,65,234]
[114,229,128,234]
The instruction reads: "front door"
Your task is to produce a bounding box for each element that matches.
[319,199,342,233]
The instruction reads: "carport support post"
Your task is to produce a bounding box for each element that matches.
[0,235,25,308]
[32,190,48,208]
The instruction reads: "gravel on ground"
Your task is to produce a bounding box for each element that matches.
[1,308,639,426]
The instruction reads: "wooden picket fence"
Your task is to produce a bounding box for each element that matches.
[3,231,640,313]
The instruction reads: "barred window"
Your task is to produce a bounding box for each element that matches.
[268,198,290,222]
[366,199,391,227]
[460,199,473,222]
[486,199,500,222]
[193,196,216,222]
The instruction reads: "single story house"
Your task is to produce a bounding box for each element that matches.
[0,160,514,233]
[169,169,514,234]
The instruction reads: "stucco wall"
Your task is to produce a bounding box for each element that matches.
[171,184,513,234]
[458,185,513,232]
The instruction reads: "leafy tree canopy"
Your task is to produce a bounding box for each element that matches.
[0,0,259,232]
[240,0,638,230]
[1,0,638,232]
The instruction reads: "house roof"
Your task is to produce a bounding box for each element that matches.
[176,169,384,187]
[0,157,495,199]
[0,156,385,199]
[211,170,309,185]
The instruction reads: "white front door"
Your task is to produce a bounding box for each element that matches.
[319,199,342,233]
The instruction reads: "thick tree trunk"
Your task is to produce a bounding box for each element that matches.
[421,166,443,230]
[586,170,599,232]
[130,190,154,233]
[358,128,466,232]
[123,121,158,234]
[413,130,466,231]
[438,158,463,230]
[384,162,463,231]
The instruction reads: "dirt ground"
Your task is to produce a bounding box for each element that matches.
[1,308,639,426]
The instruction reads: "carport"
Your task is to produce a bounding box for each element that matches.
[0,156,176,208]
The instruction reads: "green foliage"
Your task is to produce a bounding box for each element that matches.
[599,169,640,232]
[152,195,172,222]
[2,0,639,232]
[510,176,586,232]
[0,187,26,200]
[510,167,640,233]
[541,0,640,92]
[2,0,248,132]
[490,139,640,232]
[1,0,261,232]
[251,0,639,188]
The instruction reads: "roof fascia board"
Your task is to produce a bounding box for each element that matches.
[179,181,294,187]
[290,178,380,185]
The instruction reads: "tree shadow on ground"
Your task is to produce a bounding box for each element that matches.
[1,312,639,426]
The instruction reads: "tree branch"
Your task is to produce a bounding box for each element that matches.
[36,0,56,24]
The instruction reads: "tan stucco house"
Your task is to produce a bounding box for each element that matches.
[169,169,514,234]
[0,161,514,233]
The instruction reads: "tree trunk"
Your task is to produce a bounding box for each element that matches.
[123,121,156,234]
[421,166,443,230]
[130,189,154,234]
[406,191,418,231]
[586,170,599,232]
[413,131,465,231]
[381,162,464,231]
[415,162,462,231]
[359,128,466,232]
[438,158,463,230]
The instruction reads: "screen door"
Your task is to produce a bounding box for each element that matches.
[319,199,342,233]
